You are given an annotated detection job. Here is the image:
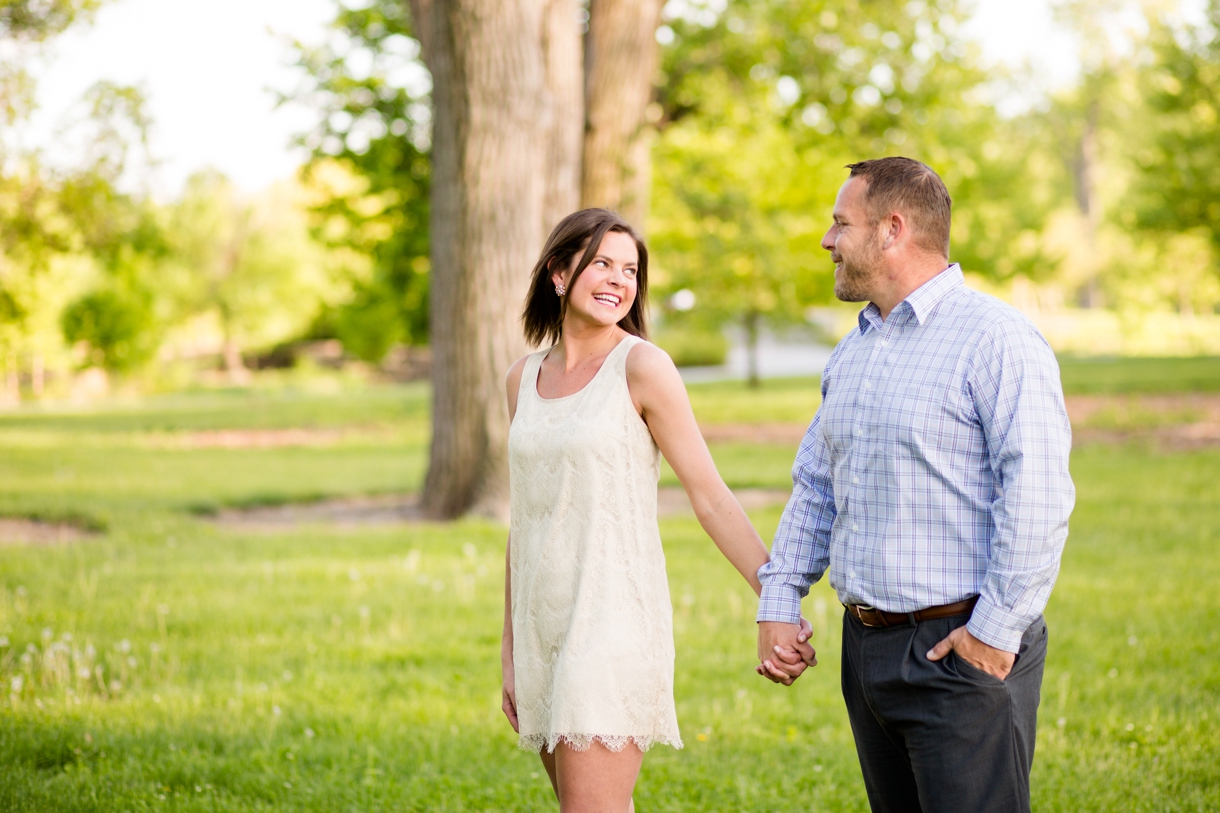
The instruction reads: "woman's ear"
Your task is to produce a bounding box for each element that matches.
[549,257,567,289]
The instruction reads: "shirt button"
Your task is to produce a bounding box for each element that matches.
[852,476,859,484]
[863,381,871,389]
[880,339,888,346]
[851,523,859,532]
[855,428,863,437]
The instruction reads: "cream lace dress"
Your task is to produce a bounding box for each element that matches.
[508,335,683,754]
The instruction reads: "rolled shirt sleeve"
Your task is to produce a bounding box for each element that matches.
[966,322,1075,652]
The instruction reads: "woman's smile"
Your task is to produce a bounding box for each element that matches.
[592,292,622,308]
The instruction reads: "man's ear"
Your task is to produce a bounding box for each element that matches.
[881,213,904,250]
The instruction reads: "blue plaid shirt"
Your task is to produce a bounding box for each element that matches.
[757,266,1075,653]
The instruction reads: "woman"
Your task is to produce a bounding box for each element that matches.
[501,209,807,811]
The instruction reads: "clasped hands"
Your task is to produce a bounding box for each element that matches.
[756,620,817,685]
[756,619,1016,686]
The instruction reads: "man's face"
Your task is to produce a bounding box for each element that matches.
[821,177,884,303]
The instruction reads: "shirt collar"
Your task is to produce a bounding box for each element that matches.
[856,264,962,334]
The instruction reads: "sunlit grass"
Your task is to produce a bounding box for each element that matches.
[0,372,1217,810]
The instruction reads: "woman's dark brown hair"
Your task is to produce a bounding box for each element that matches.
[521,208,649,347]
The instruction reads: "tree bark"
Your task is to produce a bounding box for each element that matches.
[581,0,662,228]
[1074,98,1104,309]
[744,309,761,390]
[542,0,584,232]
[409,0,548,519]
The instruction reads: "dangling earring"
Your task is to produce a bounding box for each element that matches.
[555,282,566,296]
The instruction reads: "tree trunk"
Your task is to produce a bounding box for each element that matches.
[221,339,249,385]
[30,352,43,398]
[1074,99,1104,310]
[581,0,662,229]
[744,310,760,390]
[542,0,584,232]
[410,0,549,520]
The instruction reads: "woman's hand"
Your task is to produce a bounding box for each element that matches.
[501,654,520,732]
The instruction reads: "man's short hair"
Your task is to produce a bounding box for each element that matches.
[846,157,952,257]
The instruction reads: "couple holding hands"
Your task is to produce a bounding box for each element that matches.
[501,157,1075,813]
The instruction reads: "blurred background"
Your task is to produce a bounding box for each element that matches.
[2,0,1218,400]
[2,2,1219,811]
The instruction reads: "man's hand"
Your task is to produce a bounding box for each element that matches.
[756,619,817,686]
[926,625,1015,680]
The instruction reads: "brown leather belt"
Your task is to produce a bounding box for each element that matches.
[845,596,978,629]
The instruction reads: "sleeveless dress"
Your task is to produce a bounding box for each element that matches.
[508,335,683,754]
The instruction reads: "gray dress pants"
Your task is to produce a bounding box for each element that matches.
[841,609,1048,813]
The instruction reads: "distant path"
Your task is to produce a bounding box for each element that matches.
[678,337,832,384]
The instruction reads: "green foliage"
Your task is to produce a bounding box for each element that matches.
[165,170,338,357]
[650,0,1063,343]
[1133,5,1220,253]
[289,0,431,361]
[60,286,158,372]
[654,327,729,367]
[0,0,101,41]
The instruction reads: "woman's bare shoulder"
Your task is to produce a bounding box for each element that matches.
[625,338,683,391]
[506,352,537,417]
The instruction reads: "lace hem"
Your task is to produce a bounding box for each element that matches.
[518,733,684,754]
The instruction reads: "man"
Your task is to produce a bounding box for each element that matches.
[754,157,1074,813]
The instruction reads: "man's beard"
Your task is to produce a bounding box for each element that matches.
[833,235,884,303]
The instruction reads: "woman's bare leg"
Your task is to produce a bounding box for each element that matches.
[541,740,642,813]
[540,747,559,799]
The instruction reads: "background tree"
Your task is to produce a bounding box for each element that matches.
[1134,2,1220,253]
[581,0,663,226]
[288,0,432,362]
[649,0,1058,382]
[166,171,338,382]
[404,0,567,519]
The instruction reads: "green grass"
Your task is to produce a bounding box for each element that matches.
[0,378,1217,811]
[1058,355,1220,394]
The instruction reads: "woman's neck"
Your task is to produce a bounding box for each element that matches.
[554,319,626,373]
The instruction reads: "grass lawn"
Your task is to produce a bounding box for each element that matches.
[1,361,1218,811]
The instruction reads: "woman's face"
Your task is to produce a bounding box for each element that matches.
[553,230,639,331]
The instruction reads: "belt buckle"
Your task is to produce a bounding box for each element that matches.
[851,604,883,628]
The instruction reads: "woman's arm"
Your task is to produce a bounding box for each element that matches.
[501,534,518,732]
[625,342,769,595]
[501,355,530,732]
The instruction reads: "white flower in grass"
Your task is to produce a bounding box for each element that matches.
[117,639,131,653]
[79,668,92,680]
[272,705,282,716]
[304,728,315,738]
[10,676,22,692]
[0,636,7,647]
[42,628,53,641]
